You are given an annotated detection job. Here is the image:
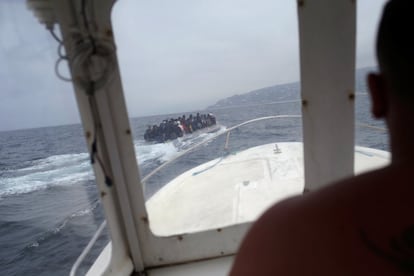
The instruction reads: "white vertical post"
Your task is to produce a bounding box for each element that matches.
[51,0,145,273]
[298,0,356,191]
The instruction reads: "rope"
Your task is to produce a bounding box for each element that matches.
[51,2,116,274]
[192,154,226,176]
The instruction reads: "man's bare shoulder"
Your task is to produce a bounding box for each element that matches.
[230,165,414,275]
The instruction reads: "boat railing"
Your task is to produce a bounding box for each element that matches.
[70,116,388,275]
[70,221,107,276]
[141,116,388,188]
[356,122,386,131]
[70,114,303,276]
[141,115,302,184]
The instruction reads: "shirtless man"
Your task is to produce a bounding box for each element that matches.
[230,1,414,275]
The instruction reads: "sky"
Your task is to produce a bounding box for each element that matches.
[1,0,387,131]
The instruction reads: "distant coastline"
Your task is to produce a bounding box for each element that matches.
[207,66,376,110]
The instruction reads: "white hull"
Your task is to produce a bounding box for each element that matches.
[147,142,389,236]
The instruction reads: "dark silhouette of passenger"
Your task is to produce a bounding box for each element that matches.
[231,1,414,275]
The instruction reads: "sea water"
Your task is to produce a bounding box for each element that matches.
[0,90,387,275]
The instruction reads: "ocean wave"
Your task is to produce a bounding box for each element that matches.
[134,125,227,164]
[0,126,227,199]
[18,153,89,173]
[24,200,101,249]
[135,141,179,164]
[0,152,93,198]
[0,170,93,199]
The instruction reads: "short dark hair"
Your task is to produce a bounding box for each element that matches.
[377,0,413,100]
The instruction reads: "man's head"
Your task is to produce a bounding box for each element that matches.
[368,0,413,118]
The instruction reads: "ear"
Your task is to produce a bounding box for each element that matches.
[367,73,388,118]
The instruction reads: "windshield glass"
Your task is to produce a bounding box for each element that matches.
[112,0,302,235]
[112,0,390,237]
[355,0,389,151]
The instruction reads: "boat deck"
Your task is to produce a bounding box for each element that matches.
[146,142,390,237]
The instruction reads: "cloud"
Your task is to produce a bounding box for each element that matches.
[112,0,387,118]
[0,0,387,131]
[0,0,79,131]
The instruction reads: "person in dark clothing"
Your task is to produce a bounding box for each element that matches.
[231,1,414,275]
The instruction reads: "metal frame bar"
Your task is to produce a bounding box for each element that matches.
[45,0,359,273]
[298,0,356,190]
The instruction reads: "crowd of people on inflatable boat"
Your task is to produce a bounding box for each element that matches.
[144,113,217,143]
